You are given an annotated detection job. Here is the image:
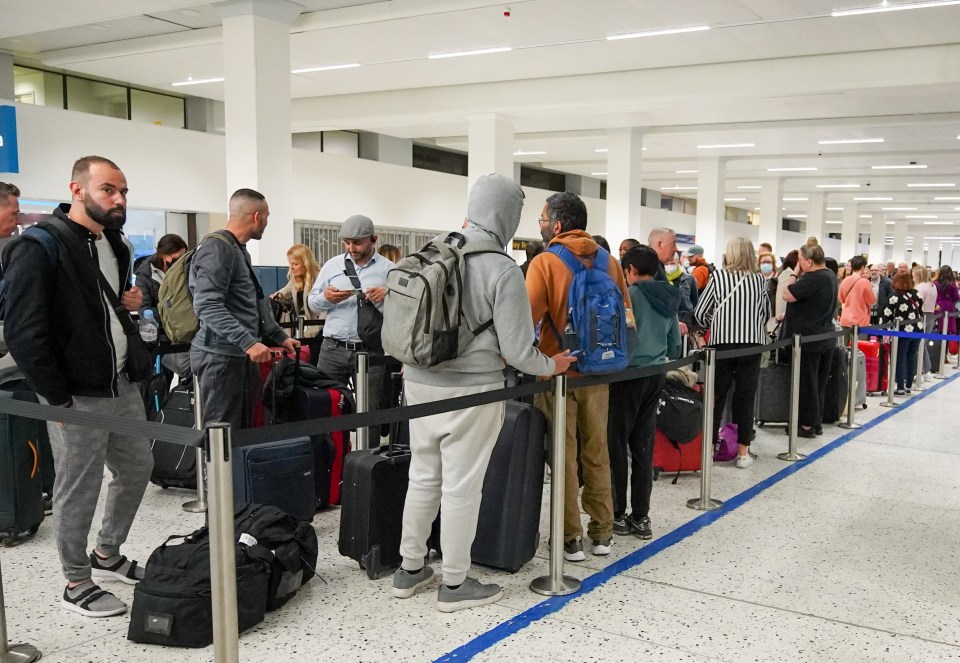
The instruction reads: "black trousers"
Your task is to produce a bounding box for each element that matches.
[607,374,664,519]
[799,344,833,428]
[712,343,762,446]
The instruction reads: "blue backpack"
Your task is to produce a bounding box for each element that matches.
[546,245,628,373]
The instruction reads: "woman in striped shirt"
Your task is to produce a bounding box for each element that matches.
[694,238,771,468]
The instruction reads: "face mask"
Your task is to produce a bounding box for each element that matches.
[665,264,680,275]
[760,263,773,275]
[682,259,690,270]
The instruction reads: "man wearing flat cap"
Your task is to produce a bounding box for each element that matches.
[308,215,394,440]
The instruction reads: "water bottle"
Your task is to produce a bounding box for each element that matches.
[140,309,159,343]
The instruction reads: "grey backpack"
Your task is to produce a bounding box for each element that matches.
[381,232,505,368]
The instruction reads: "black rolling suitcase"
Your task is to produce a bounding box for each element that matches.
[428,400,547,572]
[821,346,849,424]
[150,384,198,489]
[232,437,316,523]
[338,424,411,579]
[0,392,46,545]
[755,362,792,425]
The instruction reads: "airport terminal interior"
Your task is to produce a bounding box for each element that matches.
[2,0,960,661]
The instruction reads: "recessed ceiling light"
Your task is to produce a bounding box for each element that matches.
[607,25,710,40]
[291,63,361,74]
[853,196,893,201]
[882,207,918,211]
[737,185,761,190]
[906,214,939,219]
[933,197,960,201]
[724,197,746,202]
[790,214,808,218]
[832,0,960,17]
[677,170,699,174]
[818,184,860,188]
[859,214,873,218]
[428,46,511,59]
[171,76,225,86]
[513,150,546,156]
[872,164,927,170]
[594,148,608,153]
[662,186,697,190]
[768,167,817,172]
[924,221,955,225]
[783,197,809,201]
[697,143,755,149]
[818,137,885,145]
[826,220,842,224]
[908,183,956,187]
[827,207,844,211]
[591,172,608,176]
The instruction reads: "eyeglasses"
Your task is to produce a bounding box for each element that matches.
[538,217,551,225]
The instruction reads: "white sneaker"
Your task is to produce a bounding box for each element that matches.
[735,454,754,469]
[591,538,613,556]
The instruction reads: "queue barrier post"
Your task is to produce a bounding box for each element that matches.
[183,374,208,514]
[687,348,723,511]
[0,556,41,663]
[934,314,949,380]
[913,331,927,392]
[205,423,240,663]
[838,324,862,430]
[880,334,900,408]
[296,315,306,339]
[531,375,581,597]
[355,352,370,451]
[778,334,807,462]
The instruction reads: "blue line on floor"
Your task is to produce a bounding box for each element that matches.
[435,371,959,662]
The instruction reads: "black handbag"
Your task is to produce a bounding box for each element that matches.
[343,257,384,354]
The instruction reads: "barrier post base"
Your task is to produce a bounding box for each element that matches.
[181,499,206,513]
[530,575,581,596]
[837,422,862,430]
[879,401,899,408]
[777,451,807,462]
[2,643,41,663]
[686,497,723,511]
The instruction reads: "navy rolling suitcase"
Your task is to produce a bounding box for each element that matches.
[755,362,791,425]
[821,346,849,424]
[338,431,411,580]
[232,437,316,523]
[150,384,198,490]
[0,392,46,545]
[428,400,547,572]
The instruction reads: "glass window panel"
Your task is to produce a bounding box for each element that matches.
[130,89,184,128]
[66,77,128,119]
[13,66,64,108]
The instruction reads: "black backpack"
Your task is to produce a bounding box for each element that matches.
[656,380,703,446]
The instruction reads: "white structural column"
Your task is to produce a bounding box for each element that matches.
[892,220,909,264]
[605,127,645,245]
[218,0,302,265]
[467,113,514,188]
[868,216,887,265]
[840,204,859,260]
[695,157,726,259]
[758,178,783,254]
[806,192,825,242]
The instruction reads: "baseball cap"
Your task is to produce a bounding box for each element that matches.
[685,244,704,257]
[338,214,375,240]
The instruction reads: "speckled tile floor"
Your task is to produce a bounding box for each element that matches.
[3,372,959,662]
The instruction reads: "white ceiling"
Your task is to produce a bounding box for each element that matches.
[2,0,960,237]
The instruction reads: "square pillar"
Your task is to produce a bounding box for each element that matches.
[806,192,825,242]
[840,204,859,260]
[759,178,783,254]
[696,157,726,259]
[468,113,514,188]
[605,127,645,246]
[868,216,886,265]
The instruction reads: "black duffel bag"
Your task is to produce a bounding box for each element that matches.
[127,527,272,648]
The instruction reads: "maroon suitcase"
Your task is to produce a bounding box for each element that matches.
[283,387,352,507]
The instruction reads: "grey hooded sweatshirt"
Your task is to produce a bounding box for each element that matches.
[403,174,556,387]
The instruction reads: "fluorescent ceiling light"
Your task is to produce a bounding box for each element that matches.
[818,137,884,145]
[859,214,873,218]
[924,221,955,225]
[886,221,895,225]
[607,25,710,40]
[853,196,892,201]
[171,76,224,86]
[724,197,746,202]
[428,46,511,59]
[513,150,545,156]
[697,143,755,149]
[827,206,844,211]
[933,196,960,201]
[789,214,808,218]
[591,172,608,176]
[783,197,809,201]
[826,221,842,225]
[662,186,697,191]
[882,207,918,211]
[908,182,956,187]
[832,0,960,17]
[291,63,361,74]
[677,170,699,174]
[817,183,860,188]
[768,167,817,172]
[906,214,939,219]
[872,164,927,170]
[737,185,761,190]
[594,148,608,153]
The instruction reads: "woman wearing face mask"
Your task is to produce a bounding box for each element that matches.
[135,233,190,378]
[758,252,778,330]
[665,252,698,331]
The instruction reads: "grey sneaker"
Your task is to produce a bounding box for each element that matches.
[612,517,634,536]
[61,581,126,618]
[563,537,585,562]
[89,552,143,585]
[591,538,613,556]
[631,515,653,540]
[437,577,503,613]
[392,565,435,599]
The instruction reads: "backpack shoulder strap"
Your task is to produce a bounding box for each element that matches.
[20,225,59,267]
[547,244,585,274]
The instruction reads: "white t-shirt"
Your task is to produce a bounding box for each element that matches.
[96,235,127,371]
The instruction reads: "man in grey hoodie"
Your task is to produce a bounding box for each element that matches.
[392,174,574,612]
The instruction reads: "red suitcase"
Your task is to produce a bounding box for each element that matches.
[860,340,885,394]
[652,430,702,483]
[283,386,352,506]
[253,346,311,427]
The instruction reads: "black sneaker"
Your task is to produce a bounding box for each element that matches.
[563,538,585,562]
[612,516,634,536]
[629,515,652,540]
[814,425,823,436]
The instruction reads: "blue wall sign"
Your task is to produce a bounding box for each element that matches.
[0,106,20,174]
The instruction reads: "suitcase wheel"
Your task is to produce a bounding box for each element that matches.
[653,467,661,481]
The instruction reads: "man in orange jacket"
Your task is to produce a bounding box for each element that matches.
[526,192,630,562]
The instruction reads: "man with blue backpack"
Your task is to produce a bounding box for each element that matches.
[526,192,630,561]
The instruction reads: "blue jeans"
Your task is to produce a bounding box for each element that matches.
[895,338,920,390]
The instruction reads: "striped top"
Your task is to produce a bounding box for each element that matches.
[694,269,771,345]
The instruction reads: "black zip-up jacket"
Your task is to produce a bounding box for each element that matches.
[1,207,133,405]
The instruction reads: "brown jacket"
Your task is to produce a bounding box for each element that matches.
[526,230,630,376]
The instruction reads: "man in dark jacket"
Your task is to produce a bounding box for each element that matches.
[3,156,152,618]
